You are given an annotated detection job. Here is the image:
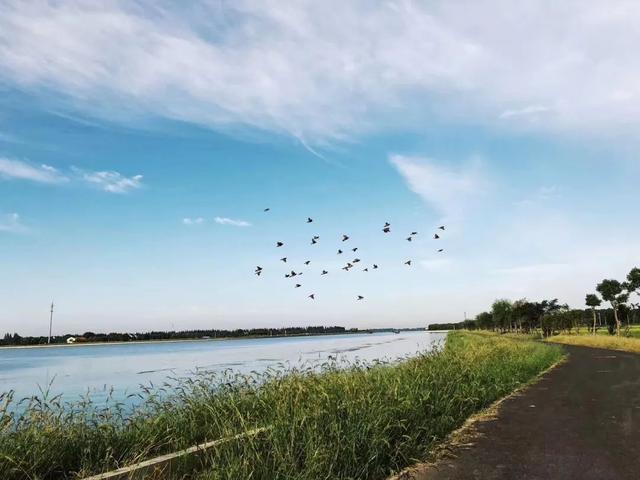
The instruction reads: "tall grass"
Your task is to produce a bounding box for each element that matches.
[547,333,640,354]
[0,332,563,480]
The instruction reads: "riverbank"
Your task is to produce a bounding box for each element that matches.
[397,343,640,479]
[0,329,375,350]
[0,331,563,480]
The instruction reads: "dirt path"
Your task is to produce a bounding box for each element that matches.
[401,344,640,480]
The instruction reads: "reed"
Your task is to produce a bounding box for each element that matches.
[0,332,563,480]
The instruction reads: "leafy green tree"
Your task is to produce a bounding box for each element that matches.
[475,311,494,330]
[596,279,628,335]
[491,299,513,332]
[585,294,602,335]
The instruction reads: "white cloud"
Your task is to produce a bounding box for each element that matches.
[0,157,68,183]
[75,169,143,194]
[0,212,27,234]
[183,217,205,226]
[1,2,640,143]
[389,154,484,219]
[214,217,251,227]
[499,105,552,119]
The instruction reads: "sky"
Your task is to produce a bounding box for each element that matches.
[1,0,639,335]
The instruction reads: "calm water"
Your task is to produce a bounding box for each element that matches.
[0,331,445,406]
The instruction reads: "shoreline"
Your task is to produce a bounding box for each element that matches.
[0,329,432,351]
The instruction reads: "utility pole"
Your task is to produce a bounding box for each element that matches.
[48,301,54,344]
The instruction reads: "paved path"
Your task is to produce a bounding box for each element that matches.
[405,344,640,480]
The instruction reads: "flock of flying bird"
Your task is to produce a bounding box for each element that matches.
[254,208,445,301]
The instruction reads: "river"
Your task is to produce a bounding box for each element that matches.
[0,330,446,407]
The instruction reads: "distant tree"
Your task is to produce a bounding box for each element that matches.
[475,311,494,330]
[585,294,602,335]
[596,279,628,336]
[492,299,513,332]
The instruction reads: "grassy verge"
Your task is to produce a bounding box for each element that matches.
[547,333,640,354]
[0,332,563,480]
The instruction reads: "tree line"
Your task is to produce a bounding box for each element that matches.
[0,325,351,347]
[428,266,640,337]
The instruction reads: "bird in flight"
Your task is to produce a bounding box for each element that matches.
[404,260,412,266]
[307,217,313,223]
[383,226,391,233]
[357,295,365,301]
[308,293,315,300]
[264,208,270,212]
[280,257,287,263]
[304,260,311,265]
[411,231,418,236]
[352,247,358,252]
[276,241,284,247]
[406,236,412,242]
[311,237,318,245]
[363,268,369,272]
[255,266,263,276]
[434,234,440,239]
[342,234,350,242]
[321,270,328,275]
[384,222,390,227]
[352,258,361,263]
[295,284,302,288]
[438,226,445,230]
[337,249,343,254]
[290,270,297,277]
[438,249,444,253]
[373,264,378,269]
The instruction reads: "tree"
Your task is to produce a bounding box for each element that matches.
[491,299,513,332]
[596,279,627,336]
[585,294,601,335]
[627,267,640,295]
[475,311,494,330]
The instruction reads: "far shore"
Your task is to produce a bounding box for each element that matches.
[0,328,433,351]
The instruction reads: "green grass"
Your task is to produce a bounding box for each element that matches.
[0,332,563,480]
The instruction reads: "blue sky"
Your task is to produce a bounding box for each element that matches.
[1,1,639,335]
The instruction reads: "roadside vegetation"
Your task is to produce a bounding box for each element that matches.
[429,266,640,339]
[546,333,640,354]
[0,332,562,480]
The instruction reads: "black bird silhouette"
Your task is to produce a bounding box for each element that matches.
[285,273,290,278]
[313,235,320,240]
[342,234,349,242]
[304,260,311,265]
[307,217,313,223]
[264,208,270,212]
[438,248,444,253]
[255,270,262,276]
[337,249,343,254]
[290,270,297,277]
[255,266,263,271]
[352,258,361,263]
[383,227,391,233]
[363,268,369,272]
[309,294,315,300]
[311,237,318,245]
[384,222,390,227]
[411,231,418,235]
[276,241,284,247]
[352,247,358,252]
[295,284,302,288]
[357,295,365,301]
[280,257,287,262]
[321,270,328,275]
[373,264,378,269]
[438,226,445,230]
[434,234,440,239]
[406,236,412,242]
[404,260,412,266]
